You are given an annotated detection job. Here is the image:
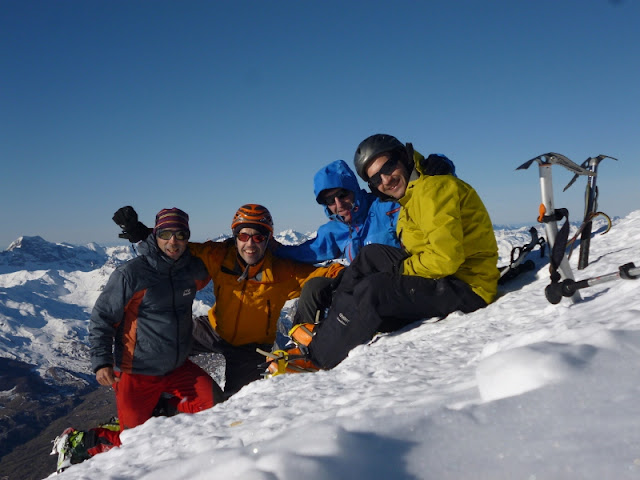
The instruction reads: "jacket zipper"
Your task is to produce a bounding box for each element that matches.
[170,266,180,371]
[229,281,247,344]
[265,300,272,336]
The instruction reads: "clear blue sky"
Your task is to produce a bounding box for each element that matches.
[1,0,639,249]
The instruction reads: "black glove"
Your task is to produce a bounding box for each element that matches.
[113,206,138,231]
[420,154,456,176]
[112,206,151,243]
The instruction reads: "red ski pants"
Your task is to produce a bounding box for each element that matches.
[114,359,216,429]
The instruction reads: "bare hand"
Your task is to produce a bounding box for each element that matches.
[96,366,119,386]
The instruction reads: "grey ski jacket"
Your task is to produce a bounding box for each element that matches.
[89,235,211,376]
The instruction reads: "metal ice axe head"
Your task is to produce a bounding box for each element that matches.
[562,154,618,192]
[517,152,594,223]
[516,152,596,175]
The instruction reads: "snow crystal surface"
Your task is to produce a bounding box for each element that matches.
[2,213,640,479]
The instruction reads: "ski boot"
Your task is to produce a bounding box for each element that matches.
[260,346,319,376]
[51,428,91,473]
[289,323,315,347]
[51,418,122,474]
[259,323,319,376]
[257,323,320,376]
[98,416,120,432]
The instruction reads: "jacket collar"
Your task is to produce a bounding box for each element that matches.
[137,233,191,272]
[221,239,276,282]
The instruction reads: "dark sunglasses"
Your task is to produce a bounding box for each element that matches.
[156,230,190,241]
[321,188,352,206]
[236,232,268,243]
[368,156,400,188]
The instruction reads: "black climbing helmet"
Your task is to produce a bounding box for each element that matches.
[353,134,409,181]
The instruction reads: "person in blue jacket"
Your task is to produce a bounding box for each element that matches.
[272,159,401,338]
[275,159,401,264]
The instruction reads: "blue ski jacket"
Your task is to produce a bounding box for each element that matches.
[275,159,401,264]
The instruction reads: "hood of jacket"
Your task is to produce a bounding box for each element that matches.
[313,159,373,225]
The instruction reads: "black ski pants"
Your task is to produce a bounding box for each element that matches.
[292,276,337,326]
[191,315,270,398]
[308,244,486,369]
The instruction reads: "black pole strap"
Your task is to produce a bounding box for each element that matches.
[544,208,571,304]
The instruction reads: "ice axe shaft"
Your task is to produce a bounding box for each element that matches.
[576,155,617,270]
[531,160,582,303]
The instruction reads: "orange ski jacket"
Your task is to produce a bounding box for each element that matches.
[189,239,344,346]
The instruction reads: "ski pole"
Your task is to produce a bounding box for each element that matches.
[545,262,639,304]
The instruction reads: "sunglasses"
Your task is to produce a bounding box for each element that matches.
[321,188,352,206]
[156,230,190,241]
[236,232,268,243]
[368,156,400,188]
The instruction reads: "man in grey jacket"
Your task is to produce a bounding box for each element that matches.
[90,207,220,428]
[53,208,221,473]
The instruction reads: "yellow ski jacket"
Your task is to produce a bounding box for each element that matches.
[189,240,344,346]
[397,173,499,304]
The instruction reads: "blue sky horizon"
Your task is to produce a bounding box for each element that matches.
[2,0,639,249]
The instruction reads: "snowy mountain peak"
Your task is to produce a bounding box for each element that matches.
[203,230,314,245]
[274,229,315,245]
[2,236,115,274]
[7,235,47,251]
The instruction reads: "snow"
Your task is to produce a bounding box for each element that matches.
[275,229,317,245]
[2,213,640,479]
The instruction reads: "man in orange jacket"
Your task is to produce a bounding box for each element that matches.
[114,204,343,398]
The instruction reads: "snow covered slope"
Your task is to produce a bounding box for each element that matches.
[2,215,640,479]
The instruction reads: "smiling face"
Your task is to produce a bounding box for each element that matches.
[235,226,269,265]
[156,229,188,260]
[321,188,356,223]
[366,154,409,199]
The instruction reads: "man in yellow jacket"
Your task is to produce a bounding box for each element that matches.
[272,134,499,371]
[113,204,343,397]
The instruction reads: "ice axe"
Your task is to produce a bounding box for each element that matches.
[563,155,617,270]
[517,153,594,303]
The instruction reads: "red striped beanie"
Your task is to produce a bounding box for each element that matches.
[154,208,190,233]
